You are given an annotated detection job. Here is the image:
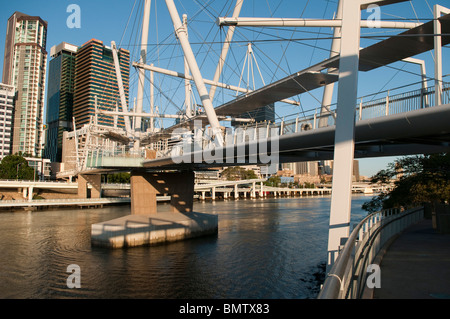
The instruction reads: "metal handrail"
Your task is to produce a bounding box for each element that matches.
[318,206,424,299]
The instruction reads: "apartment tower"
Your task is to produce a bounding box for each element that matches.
[0,83,15,157]
[2,11,48,157]
[73,39,130,129]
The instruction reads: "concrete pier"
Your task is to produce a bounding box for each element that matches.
[91,211,218,248]
[91,170,218,248]
[78,174,102,198]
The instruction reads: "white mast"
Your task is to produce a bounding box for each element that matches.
[165,0,223,146]
[209,0,244,103]
[319,0,343,128]
[135,0,152,134]
[111,41,132,135]
[183,14,192,118]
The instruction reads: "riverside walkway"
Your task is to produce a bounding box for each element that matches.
[372,219,450,299]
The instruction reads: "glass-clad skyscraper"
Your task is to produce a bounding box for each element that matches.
[44,42,77,162]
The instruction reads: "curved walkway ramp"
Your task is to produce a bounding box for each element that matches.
[373,218,450,299]
[318,207,424,299]
[318,205,450,299]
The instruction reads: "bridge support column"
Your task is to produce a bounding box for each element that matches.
[78,174,102,199]
[234,184,238,199]
[326,0,361,273]
[130,171,194,215]
[28,186,33,201]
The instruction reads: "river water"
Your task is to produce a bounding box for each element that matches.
[0,195,372,299]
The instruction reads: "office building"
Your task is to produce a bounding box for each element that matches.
[44,42,77,162]
[73,39,130,128]
[282,161,319,176]
[0,83,15,156]
[2,11,48,157]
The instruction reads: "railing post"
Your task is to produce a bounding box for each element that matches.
[313,112,317,129]
[385,90,390,116]
[359,98,362,121]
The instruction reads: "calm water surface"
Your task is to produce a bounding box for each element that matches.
[0,195,372,299]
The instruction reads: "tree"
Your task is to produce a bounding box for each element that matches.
[362,153,450,213]
[221,166,257,181]
[0,154,35,180]
[105,172,131,183]
[264,175,281,187]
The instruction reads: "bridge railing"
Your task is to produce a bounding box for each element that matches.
[317,206,424,299]
[280,82,450,136]
[85,148,146,168]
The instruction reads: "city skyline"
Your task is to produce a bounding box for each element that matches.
[0,1,448,177]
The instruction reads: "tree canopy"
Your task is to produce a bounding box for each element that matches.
[221,166,257,181]
[362,153,450,213]
[0,154,36,180]
[264,175,281,187]
[104,172,131,184]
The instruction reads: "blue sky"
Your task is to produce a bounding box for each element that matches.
[0,0,448,177]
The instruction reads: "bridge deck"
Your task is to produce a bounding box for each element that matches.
[140,103,450,170]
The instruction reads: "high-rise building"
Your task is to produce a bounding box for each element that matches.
[44,42,77,162]
[0,83,15,157]
[2,11,48,157]
[282,161,319,176]
[73,39,130,129]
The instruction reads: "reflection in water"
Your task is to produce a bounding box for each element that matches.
[0,195,371,298]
